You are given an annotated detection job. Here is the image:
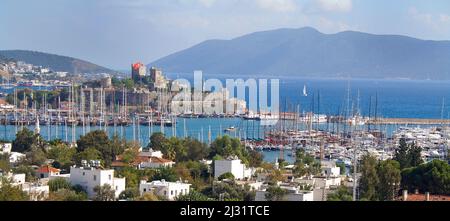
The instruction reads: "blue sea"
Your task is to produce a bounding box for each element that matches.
[2,76,450,163]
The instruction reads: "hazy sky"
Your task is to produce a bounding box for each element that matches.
[1,0,449,70]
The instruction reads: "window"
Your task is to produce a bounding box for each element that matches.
[40,174,44,178]
[108,175,112,180]
[116,186,118,191]
[175,190,178,195]
[93,175,96,181]
[164,191,167,196]
[171,190,173,196]
[143,188,147,192]
[82,172,85,176]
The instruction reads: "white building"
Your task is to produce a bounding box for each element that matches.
[37,165,61,179]
[139,180,191,201]
[294,176,342,201]
[137,156,175,169]
[69,163,126,199]
[0,143,12,154]
[139,149,163,158]
[22,183,50,201]
[9,152,25,164]
[235,180,264,191]
[321,166,341,178]
[255,186,314,201]
[0,172,25,186]
[214,156,253,180]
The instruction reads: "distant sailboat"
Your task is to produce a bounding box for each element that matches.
[303,85,308,97]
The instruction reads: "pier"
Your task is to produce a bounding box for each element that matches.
[368,118,450,125]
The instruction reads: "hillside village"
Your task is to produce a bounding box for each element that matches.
[1,124,448,201]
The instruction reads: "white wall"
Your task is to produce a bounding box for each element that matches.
[69,167,125,199]
[139,180,191,201]
[255,189,314,201]
[214,159,248,180]
[0,143,12,154]
[322,166,341,177]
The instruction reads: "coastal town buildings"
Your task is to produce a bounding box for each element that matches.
[36,165,61,179]
[139,179,191,201]
[68,162,126,199]
[255,185,314,201]
[131,62,147,82]
[214,156,254,180]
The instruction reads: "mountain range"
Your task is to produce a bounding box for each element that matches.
[0,50,117,74]
[149,27,450,80]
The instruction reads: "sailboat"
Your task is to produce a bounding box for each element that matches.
[302,85,308,97]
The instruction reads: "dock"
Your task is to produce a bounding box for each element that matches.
[368,118,450,125]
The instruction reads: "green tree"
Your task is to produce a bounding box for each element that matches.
[210,136,249,164]
[0,178,29,201]
[202,181,251,201]
[327,185,353,201]
[295,149,321,176]
[174,161,211,190]
[26,146,47,166]
[176,190,211,201]
[336,161,347,175]
[47,141,76,170]
[75,147,102,164]
[77,130,116,167]
[359,154,379,201]
[121,148,139,164]
[409,143,423,167]
[218,172,235,181]
[116,166,140,189]
[137,191,160,201]
[394,138,410,169]
[166,137,186,162]
[119,188,140,201]
[184,138,209,161]
[148,132,167,151]
[267,168,284,185]
[93,184,116,201]
[0,153,11,172]
[394,139,423,169]
[122,78,135,90]
[109,135,129,161]
[377,160,401,201]
[48,177,72,192]
[48,189,87,201]
[401,160,450,195]
[293,162,308,177]
[248,150,264,168]
[12,128,39,153]
[265,186,287,201]
[47,189,88,201]
[152,167,178,182]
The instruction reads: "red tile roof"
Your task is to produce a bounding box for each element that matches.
[37,165,60,174]
[400,194,450,201]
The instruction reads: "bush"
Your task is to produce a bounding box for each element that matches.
[48,178,71,192]
[218,172,235,181]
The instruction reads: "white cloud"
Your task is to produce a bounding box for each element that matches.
[315,0,352,12]
[315,17,351,33]
[409,7,450,32]
[255,0,298,12]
